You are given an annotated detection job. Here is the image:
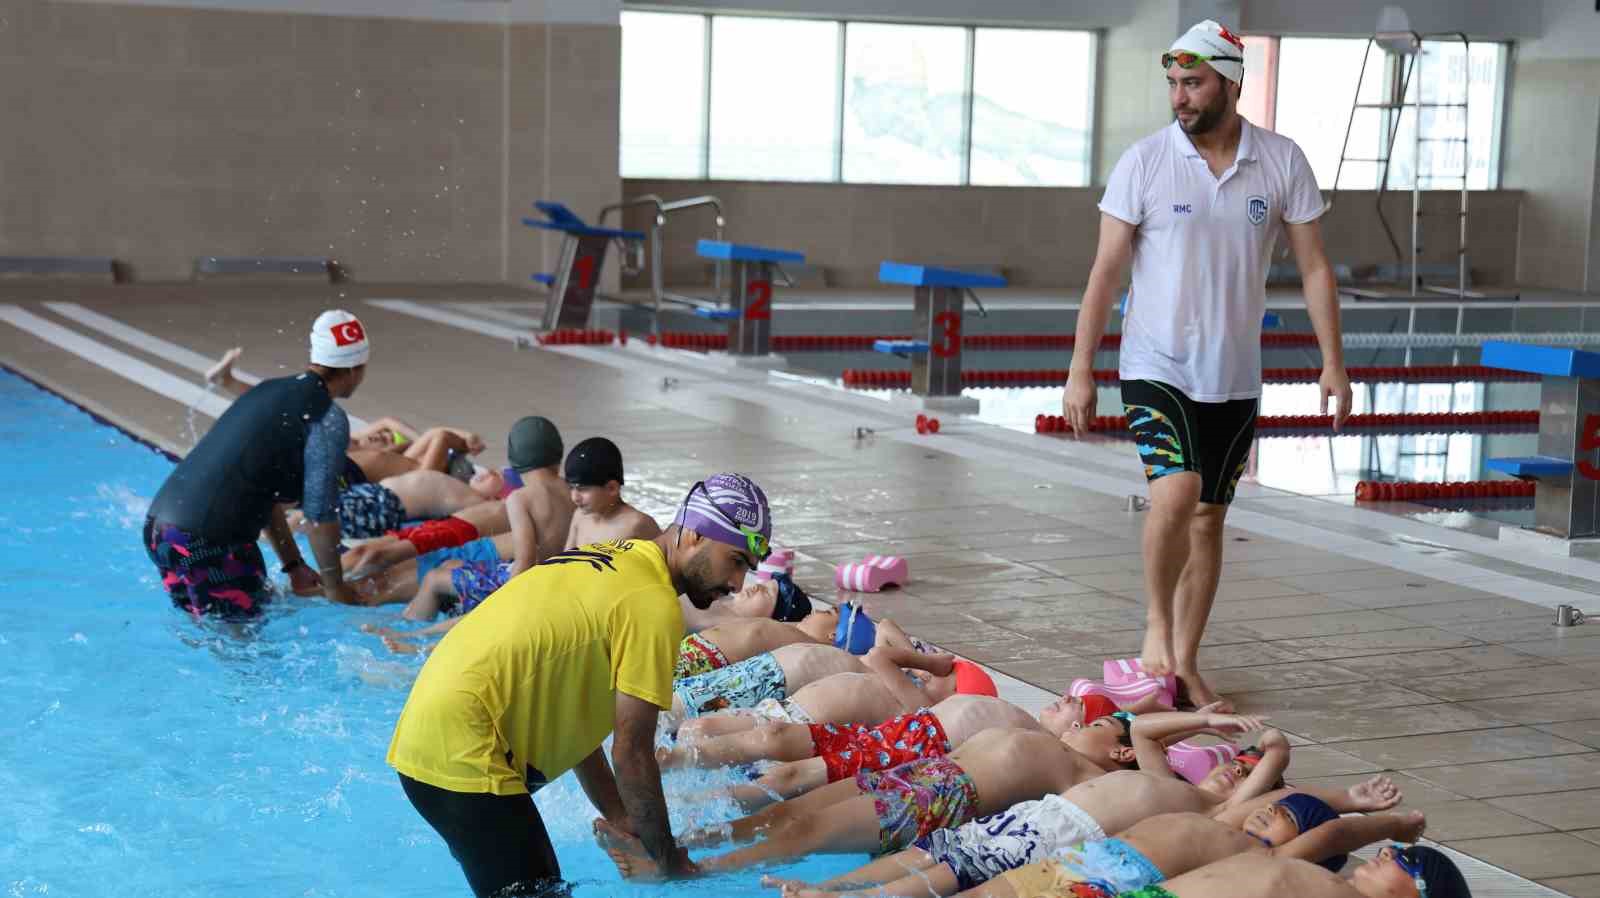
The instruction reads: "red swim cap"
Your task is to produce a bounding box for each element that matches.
[1081,694,1117,724]
[952,660,999,697]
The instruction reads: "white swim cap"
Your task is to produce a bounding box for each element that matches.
[1169,20,1245,83]
[309,309,370,368]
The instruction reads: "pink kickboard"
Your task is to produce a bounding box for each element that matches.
[1166,740,1238,785]
[1068,677,1175,711]
[756,547,794,581]
[834,554,910,593]
[1102,658,1177,695]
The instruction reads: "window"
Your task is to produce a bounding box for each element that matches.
[709,17,840,181]
[1274,38,1390,190]
[618,11,1095,186]
[841,23,968,184]
[1390,41,1505,190]
[619,11,707,178]
[969,28,1096,187]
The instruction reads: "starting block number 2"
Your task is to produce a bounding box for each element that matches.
[745,281,772,321]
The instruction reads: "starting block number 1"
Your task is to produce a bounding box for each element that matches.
[745,281,772,321]
[1580,414,1600,480]
[572,254,596,291]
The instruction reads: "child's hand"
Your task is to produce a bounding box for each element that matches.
[1204,713,1269,734]
[1257,728,1289,750]
[1347,774,1402,811]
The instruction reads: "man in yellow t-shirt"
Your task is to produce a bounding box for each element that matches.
[388,472,773,896]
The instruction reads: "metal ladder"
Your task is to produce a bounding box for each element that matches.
[1330,30,1473,298]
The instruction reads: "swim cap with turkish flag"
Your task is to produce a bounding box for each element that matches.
[1168,19,1245,83]
[309,309,370,368]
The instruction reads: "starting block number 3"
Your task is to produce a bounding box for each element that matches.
[933,312,961,358]
[745,281,772,320]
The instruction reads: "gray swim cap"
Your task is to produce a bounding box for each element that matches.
[507,416,563,472]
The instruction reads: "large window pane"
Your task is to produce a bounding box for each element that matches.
[1391,41,1504,189]
[969,28,1094,187]
[620,12,705,178]
[842,23,966,184]
[1237,36,1277,129]
[1275,38,1389,190]
[709,17,839,181]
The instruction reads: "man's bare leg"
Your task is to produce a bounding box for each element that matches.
[1140,472,1201,677]
[1173,503,1230,709]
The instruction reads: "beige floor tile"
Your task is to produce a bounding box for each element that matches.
[1408,799,1553,841]
[1407,753,1600,799]
[1025,553,1146,577]
[1207,593,1368,621]
[1336,727,1595,769]
[1536,720,1600,750]
[1444,832,1600,879]
[1505,635,1600,662]
[1229,555,1386,578]
[1278,568,1442,594]
[1274,627,1484,660]
[1405,666,1600,702]
[1291,771,1469,805]
[1269,703,1511,744]
[1196,641,1314,670]
[1572,830,1600,846]
[1322,583,1498,609]
[1460,691,1600,725]
[1488,789,1600,830]
[1537,875,1600,898]
[1279,744,1385,779]
[1231,681,1437,713]
[1442,618,1584,645]
[1383,596,1555,625]
[1228,609,1418,640]
[1203,660,1370,693]
[1331,645,1550,679]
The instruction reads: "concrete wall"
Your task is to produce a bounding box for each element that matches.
[0,0,620,283]
[621,178,1522,288]
[1503,0,1600,292]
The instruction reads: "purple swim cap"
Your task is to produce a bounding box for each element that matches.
[676,473,771,560]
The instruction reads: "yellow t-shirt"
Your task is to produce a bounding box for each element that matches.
[387,538,683,796]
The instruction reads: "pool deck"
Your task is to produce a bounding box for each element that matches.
[4,282,1600,896]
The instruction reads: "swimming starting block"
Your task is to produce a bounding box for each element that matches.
[522,201,645,331]
[696,240,805,359]
[878,262,1006,413]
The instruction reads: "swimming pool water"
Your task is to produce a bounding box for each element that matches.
[0,370,861,897]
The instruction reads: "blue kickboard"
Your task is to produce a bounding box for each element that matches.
[696,240,805,263]
[693,308,740,320]
[1485,456,1575,478]
[1481,341,1600,379]
[531,272,555,286]
[878,262,1007,289]
[873,339,930,354]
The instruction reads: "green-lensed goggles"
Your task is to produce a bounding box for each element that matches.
[1162,50,1242,70]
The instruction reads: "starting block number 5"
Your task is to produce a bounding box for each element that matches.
[745,281,772,321]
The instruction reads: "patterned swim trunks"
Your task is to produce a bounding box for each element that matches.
[445,560,513,617]
[915,793,1106,890]
[337,483,406,538]
[998,837,1166,898]
[675,632,731,680]
[144,516,269,617]
[858,756,980,855]
[672,651,787,717]
[812,709,951,783]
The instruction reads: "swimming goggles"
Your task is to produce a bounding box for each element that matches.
[1388,845,1428,898]
[1162,50,1242,69]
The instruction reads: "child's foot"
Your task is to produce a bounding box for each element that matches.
[594,818,665,881]
[206,347,243,386]
[1347,774,1402,811]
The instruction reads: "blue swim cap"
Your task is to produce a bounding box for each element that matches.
[1277,793,1344,871]
[833,602,877,654]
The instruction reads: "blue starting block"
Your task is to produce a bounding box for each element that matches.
[878,261,1006,404]
[1482,340,1600,540]
[695,240,804,358]
[521,201,645,330]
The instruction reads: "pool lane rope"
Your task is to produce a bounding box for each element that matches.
[1034,410,1539,436]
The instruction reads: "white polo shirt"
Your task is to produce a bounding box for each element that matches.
[1100,118,1325,402]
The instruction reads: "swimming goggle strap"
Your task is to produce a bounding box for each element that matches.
[1162,51,1243,69]
[1390,845,1428,898]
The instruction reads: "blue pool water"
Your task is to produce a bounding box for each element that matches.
[0,370,859,897]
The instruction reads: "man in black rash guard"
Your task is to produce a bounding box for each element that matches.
[144,310,373,616]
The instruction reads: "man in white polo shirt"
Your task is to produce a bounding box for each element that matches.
[1061,20,1352,708]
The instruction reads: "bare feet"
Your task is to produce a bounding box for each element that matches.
[594,818,665,882]
[382,635,423,655]
[1175,669,1233,713]
[206,347,242,387]
[760,875,826,898]
[1139,628,1174,678]
[1347,774,1403,811]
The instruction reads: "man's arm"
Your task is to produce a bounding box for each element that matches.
[573,744,630,830]
[612,691,697,876]
[265,504,321,596]
[304,519,360,604]
[505,491,540,576]
[1285,218,1351,431]
[1063,214,1137,434]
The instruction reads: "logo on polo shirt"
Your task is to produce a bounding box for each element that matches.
[1246,196,1268,226]
[1172,204,1193,215]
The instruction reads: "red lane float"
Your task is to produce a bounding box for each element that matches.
[537,328,615,346]
[1035,410,1540,435]
[1354,479,1537,501]
[843,364,1536,390]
